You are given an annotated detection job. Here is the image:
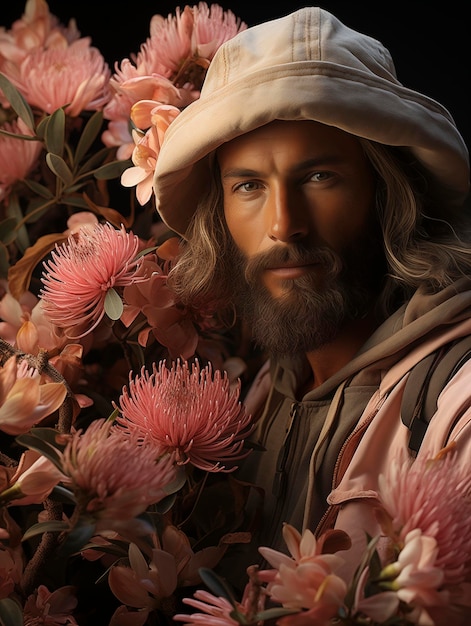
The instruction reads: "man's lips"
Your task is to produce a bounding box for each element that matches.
[265,262,319,279]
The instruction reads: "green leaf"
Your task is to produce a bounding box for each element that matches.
[59,195,93,210]
[45,152,73,186]
[0,218,17,246]
[153,492,177,515]
[254,607,300,620]
[94,159,132,180]
[0,72,35,131]
[198,568,238,607]
[57,520,97,557]
[74,111,104,164]
[104,287,123,320]
[22,520,70,542]
[35,115,49,140]
[15,427,66,469]
[0,597,24,626]
[5,192,29,252]
[23,178,55,199]
[0,128,38,141]
[44,108,66,156]
[50,485,77,505]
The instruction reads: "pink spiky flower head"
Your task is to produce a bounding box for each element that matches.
[40,223,144,339]
[59,418,176,528]
[115,359,254,472]
[376,446,471,621]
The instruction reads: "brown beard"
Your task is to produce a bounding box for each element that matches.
[228,234,386,358]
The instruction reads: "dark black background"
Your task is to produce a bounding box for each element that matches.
[3,1,469,151]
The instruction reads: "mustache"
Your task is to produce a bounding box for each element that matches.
[243,243,343,284]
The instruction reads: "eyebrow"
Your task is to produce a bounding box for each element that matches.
[220,155,346,180]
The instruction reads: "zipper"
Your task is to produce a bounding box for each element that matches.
[266,401,299,549]
[272,401,297,499]
[315,391,387,537]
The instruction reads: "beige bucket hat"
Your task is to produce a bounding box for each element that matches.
[153,7,470,237]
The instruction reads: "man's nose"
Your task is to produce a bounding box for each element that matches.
[266,187,309,242]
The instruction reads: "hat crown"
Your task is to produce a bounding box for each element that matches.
[202,7,399,96]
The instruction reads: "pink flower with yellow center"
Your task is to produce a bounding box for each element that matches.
[40,223,144,339]
[115,359,253,472]
[15,37,110,116]
[59,418,176,529]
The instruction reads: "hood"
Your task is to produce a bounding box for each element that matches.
[153,6,469,237]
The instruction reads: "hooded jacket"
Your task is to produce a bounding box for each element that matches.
[237,278,471,619]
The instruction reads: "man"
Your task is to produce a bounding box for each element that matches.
[153,6,471,619]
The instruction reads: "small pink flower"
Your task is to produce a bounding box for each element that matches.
[107,524,225,612]
[115,359,253,472]
[40,223,145,338]
[121,241,206,359]
[0,356,67,436]
[389,529,446,606]
[14,37,110,116]
[120,103,180,205]
[58,418,177,530]
[23,584,79,625]
[0,540,23,600]
[1,450,64,506]
[258,524,348,619]
[174,589,243,626]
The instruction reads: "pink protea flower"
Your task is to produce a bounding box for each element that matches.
[58,418,177,530]
[40,223,145,339]
[0,0,80,98]
[115,359,253,472]
[14,37,110,116]
[376,447,471,622]
[0,117,42,202]
[0,0,79,66]
[138,3,246,82]
[258,524,348,621]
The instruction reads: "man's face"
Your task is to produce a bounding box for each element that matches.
[217,120,385,357]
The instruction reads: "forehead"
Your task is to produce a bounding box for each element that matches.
[216,120,365,165]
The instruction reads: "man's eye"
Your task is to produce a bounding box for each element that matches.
[310,171,330,182]
[235,181,260,192]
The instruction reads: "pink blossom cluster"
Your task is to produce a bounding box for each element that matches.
[175,448,471,626]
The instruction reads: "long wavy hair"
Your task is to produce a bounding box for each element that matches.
[167,139,471,324]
